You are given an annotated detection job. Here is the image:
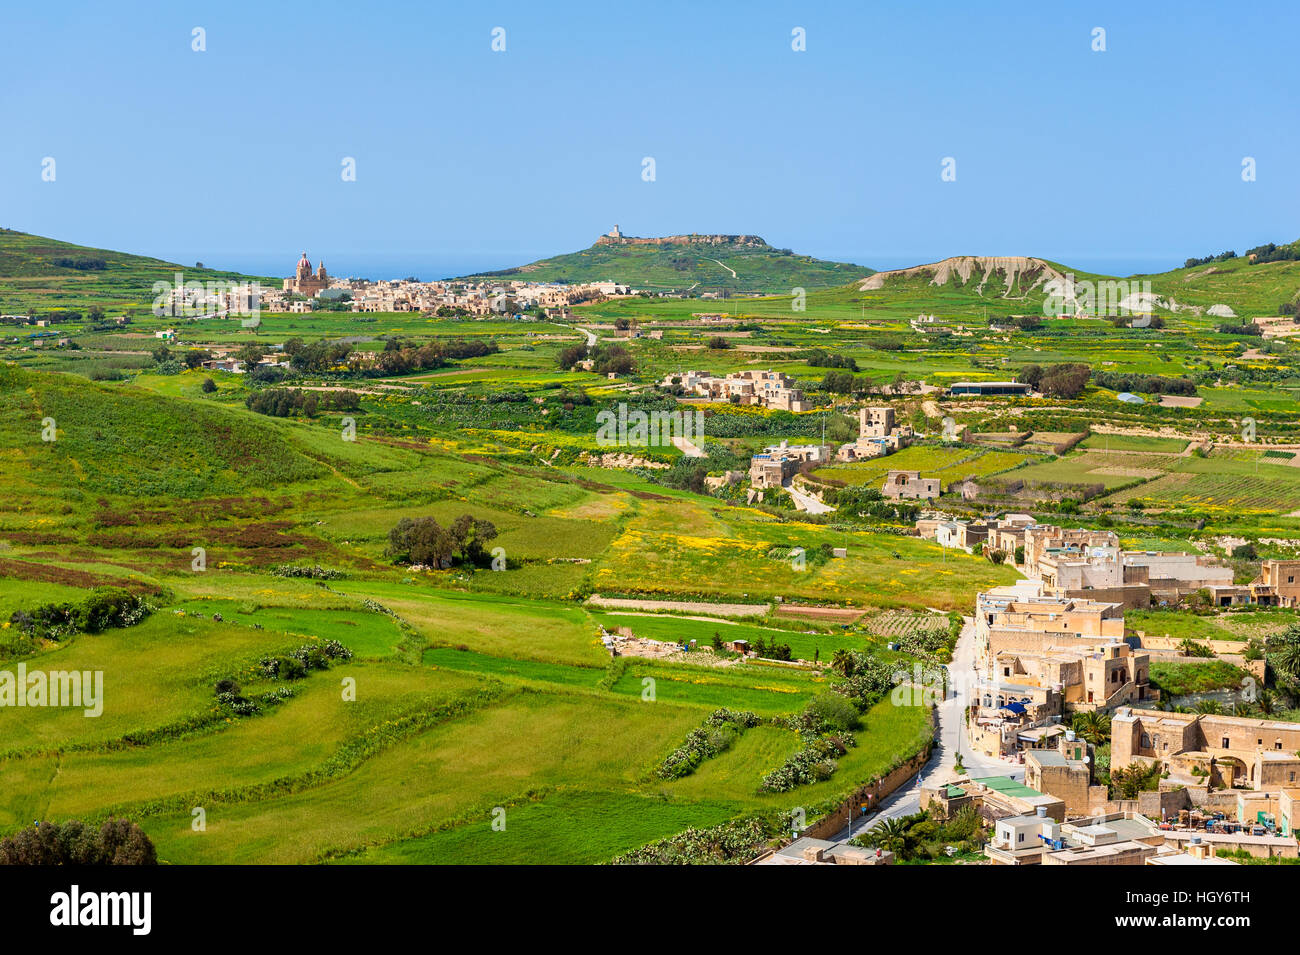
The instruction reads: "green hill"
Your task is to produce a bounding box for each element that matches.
[1137,250,1300,318]
[458,230,873,294]
[851,246,1300,322]
[0,364,327,500]
[0,228,271,314]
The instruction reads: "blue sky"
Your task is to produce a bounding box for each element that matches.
[2,0,1297,277]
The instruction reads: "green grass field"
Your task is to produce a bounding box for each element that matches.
[5,226,1300,864]
[0,358,959,863]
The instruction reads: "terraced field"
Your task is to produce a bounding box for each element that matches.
[7,225,1300,866]
[0,364,966,863]
[811,445,1029,489]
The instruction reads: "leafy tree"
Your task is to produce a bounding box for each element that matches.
[385,514,498,569]
[1016,364,1043,388]
[557,343,588,370]
[235,343,266,365]
[806,350,858,371]
[449,514,498,566]
[1038,363,1091,399]
[591,344,635,376]
[820,370,856,394]
[807,691,860,731]
[0,819,156,865]
[182,349,212,370]
[1109,761,1162,800]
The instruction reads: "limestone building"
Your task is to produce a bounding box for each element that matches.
[284,252,329,297]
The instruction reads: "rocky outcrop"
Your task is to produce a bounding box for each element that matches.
[859,255,1064,296]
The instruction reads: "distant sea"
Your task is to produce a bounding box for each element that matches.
[186,250,1182,283]
[181,251,552,282]
[824,253,1183,278]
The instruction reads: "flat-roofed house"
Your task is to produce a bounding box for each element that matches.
[1250,559,1300,607]
[882,470,940,501]
[1112,707,1300,793]
[974,588,1125,673]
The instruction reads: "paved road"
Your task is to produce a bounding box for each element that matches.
[829,616,1023,842]
[672,435,707,458]
[784,481,835,515]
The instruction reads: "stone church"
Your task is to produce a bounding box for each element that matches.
[283,252,328,297]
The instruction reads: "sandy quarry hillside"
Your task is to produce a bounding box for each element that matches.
[859,255,1066,296]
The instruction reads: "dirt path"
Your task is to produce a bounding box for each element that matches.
[587,595,769,618]
[776,605,865,622]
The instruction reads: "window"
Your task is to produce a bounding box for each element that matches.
[1017,833,1024,843]
[1277,740,1284,751]
[1222,737,1230,749]
[1141,734,1151,748]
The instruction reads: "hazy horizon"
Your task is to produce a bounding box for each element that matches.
[5,0,1296,279]
[176,246,1186,283]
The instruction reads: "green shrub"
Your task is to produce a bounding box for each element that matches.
[0,819,156,865]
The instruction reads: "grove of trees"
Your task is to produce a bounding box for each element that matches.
[385,514,499,569]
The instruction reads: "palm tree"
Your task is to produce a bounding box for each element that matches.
[1072,710,1112,745]
[830,648,855,677]
[1269,632,1300,688]
[1257,688,1278,715]
[1110,760,1163,800]
[862,817,909,856]
[1194,700,1224,715]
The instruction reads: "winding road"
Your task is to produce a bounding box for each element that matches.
[829,615,1024,842]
